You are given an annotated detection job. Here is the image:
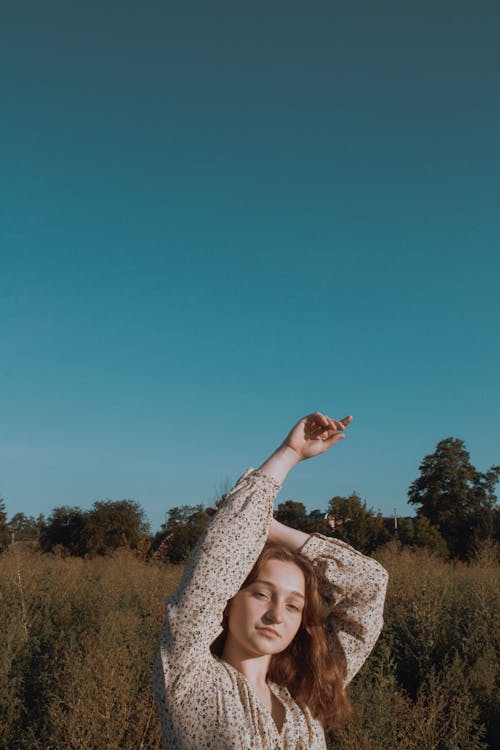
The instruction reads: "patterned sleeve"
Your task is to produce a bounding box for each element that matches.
[157,467,281,698]
[298,533,389,686]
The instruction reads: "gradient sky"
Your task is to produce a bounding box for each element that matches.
[1,1,499,531]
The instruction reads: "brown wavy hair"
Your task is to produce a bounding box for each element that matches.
[211,543,352,730]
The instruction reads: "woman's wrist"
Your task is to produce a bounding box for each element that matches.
[268,518,310,552]
[258,443,301,484]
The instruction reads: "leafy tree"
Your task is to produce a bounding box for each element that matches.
[494,506,500,544]
[408,438,499,559]
[40,500,149,557]
[275,501,307,526]
[162,517,209,563]
[301,510,333,536]
[0,498,10,550]
[82,499,150,557]
[327,493,391,553]
[163,504,205,532]
[39,506,86,555]
[274,501,332,535]
[153,504,210,563]
[398,516,449,558]
[9,512,43,541]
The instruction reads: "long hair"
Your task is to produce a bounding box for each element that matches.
[211,543,352,730]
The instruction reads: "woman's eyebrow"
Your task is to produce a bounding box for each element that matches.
[251,579,305,599]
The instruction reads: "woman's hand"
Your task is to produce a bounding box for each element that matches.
[283,412,352,461]
[258,411,352,484]
[205,412,352,515]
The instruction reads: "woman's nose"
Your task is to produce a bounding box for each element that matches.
[265,601,285,623]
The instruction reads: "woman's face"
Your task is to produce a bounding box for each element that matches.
[225,558,306,657]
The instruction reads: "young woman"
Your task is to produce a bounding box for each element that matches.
[153,412,389,749]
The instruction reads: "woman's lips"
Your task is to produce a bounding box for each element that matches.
[257,627,280,638]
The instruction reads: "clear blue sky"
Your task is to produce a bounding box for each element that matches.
[1,1,499,531]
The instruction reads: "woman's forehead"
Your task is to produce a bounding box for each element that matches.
[253,558,306,596]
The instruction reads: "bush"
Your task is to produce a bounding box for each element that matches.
[40,501,150,558]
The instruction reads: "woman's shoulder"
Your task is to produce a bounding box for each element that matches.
[163,653,232,700]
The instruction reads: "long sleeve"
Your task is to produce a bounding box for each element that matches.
[157,467,282,699]
[298,533,389,686]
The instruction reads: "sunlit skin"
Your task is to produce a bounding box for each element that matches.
[221,558,306,728]
[223,558,306,659]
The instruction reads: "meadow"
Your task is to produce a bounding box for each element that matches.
[0,543,498,750]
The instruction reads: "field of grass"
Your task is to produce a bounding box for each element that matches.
[0,542,498,749]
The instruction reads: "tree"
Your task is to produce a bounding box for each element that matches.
[494,506,500,544]
[408,438,499,559]
[327,493,391,553]
[39,506,86,555]
[275,501,307,526]
[274,501,332,535]
[397,516,449,558]
[9,512,43,541]
[0,498,10,550]
[82,499,150,557]
[161,518,208,563]
[40,500,150,557]
[163,504,205,532]
[152,504,210,563]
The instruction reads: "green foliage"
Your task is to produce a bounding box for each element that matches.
[152,505,210,563]
[398,516,449,558]
[0,498,10,550]
[327,493,391,553]
[275,500,307,525]
[274,501,332,535]
[40,500,150,557]
[39,506,87,555]
[408,437,499,559]
[493,506,500,543]
[160,521,205,563]
[83,499,150,557]
[163,504,204,532]
[8,512,44,541]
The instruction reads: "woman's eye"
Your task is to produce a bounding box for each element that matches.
[254,592,268,599]
[287,604,300,612]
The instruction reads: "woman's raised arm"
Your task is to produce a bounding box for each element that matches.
[259,412,352,483]
[154,412,353,701]
[264,413,388,686]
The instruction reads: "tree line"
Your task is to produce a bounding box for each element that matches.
[1,437,498,562]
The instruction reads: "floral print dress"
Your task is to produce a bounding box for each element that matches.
[153,468,388,749]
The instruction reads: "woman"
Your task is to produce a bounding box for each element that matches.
[153,412,389,749]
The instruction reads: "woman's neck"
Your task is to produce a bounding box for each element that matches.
[221,639,272,690]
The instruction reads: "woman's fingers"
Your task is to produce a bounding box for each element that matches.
[307,412,352,439]
[323,431,347,449]
[307,412,330,428]
[321,416,352,449]
[326,415,352,435]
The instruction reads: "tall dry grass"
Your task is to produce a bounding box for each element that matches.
[0,542,498,749]
[328,541,499,749]
[0,549,181,750]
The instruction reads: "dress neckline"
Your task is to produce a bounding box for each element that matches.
[214,655,289,736]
